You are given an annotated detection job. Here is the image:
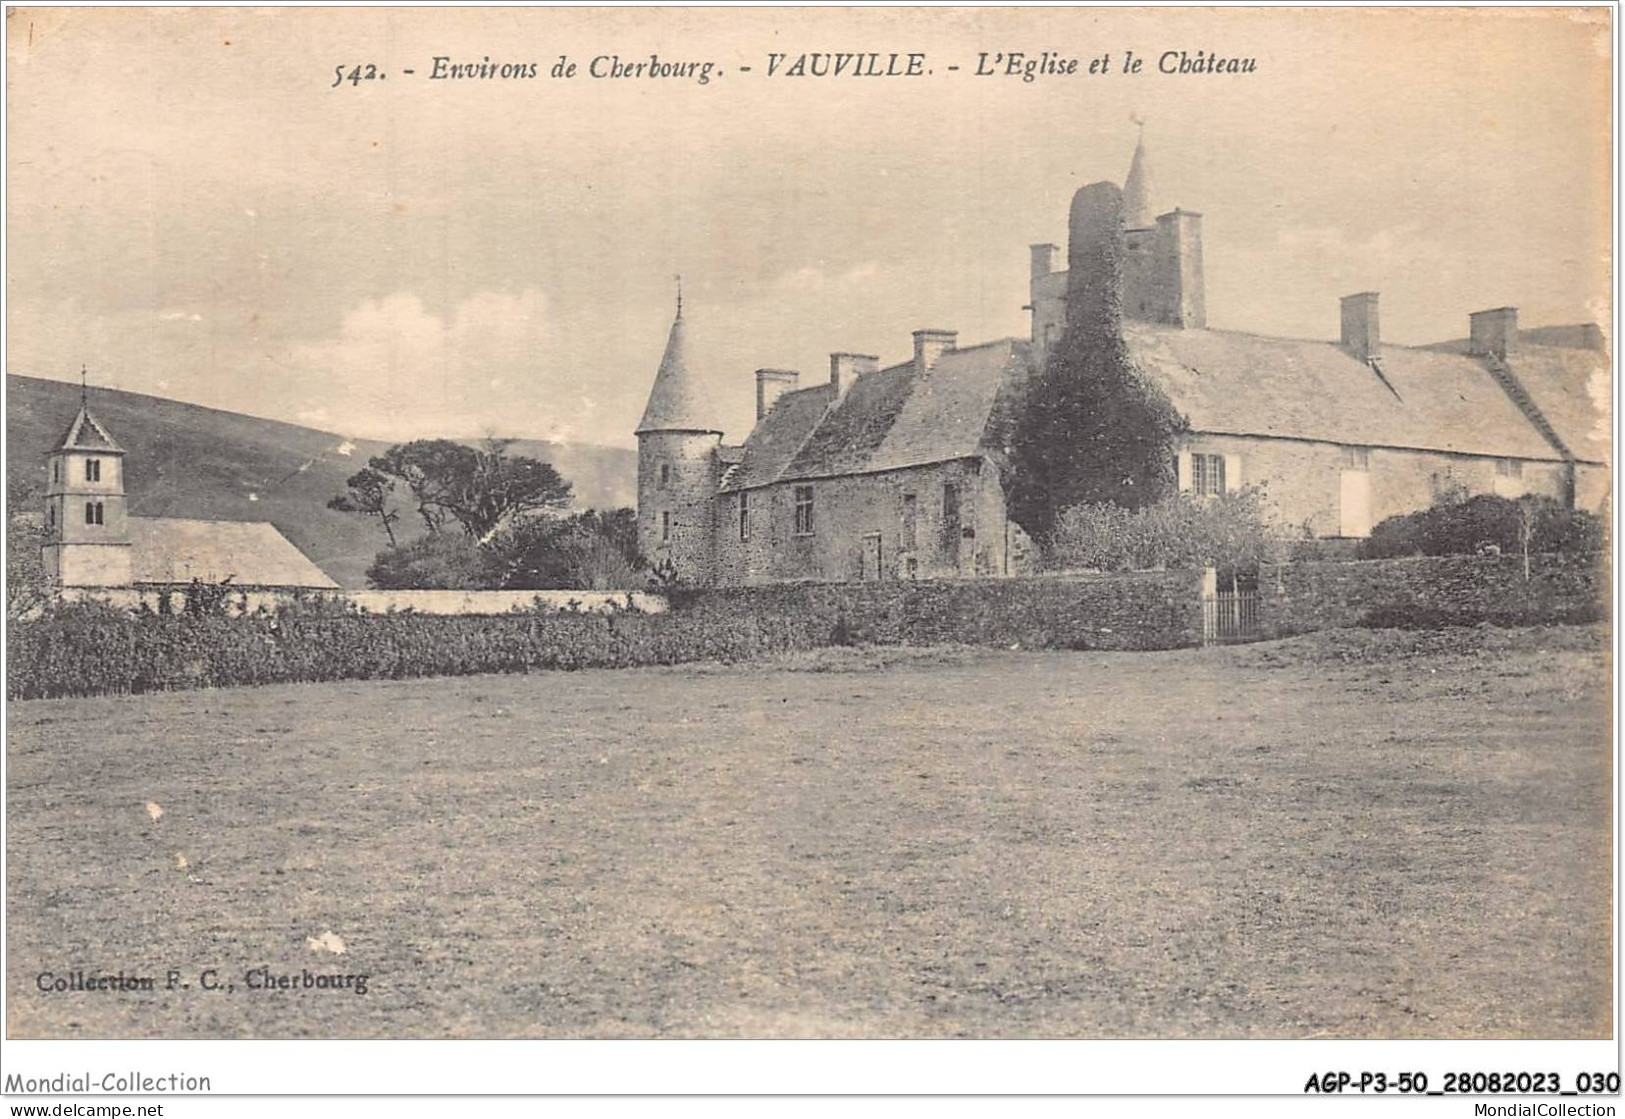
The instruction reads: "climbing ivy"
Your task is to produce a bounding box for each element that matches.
[1005,182,1181,541]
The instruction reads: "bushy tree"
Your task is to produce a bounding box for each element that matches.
[365,532,498,590]
[496,508,646,591]
[1046,489,1287,574]
[1361,493,1603,560]
[334,438,573,542]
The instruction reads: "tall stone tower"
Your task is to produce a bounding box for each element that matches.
[635,299,723,585]
[42,390,133,587]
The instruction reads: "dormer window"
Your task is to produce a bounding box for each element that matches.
[85,459,101,482]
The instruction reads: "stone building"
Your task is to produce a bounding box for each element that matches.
[636,133,1609,585]
[42,399,339,590]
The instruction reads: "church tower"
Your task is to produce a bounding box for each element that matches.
[635,296,723,585]
[42,383,133,587]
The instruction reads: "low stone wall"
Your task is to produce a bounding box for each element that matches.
[675,569,1206,651]
[1257,553,1607,637]
[57,587,668,616]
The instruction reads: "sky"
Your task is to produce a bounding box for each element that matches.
[6,6,1612,449]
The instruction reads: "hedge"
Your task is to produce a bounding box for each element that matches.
[8,571,1202,699]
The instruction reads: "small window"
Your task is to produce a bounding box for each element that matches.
[901,493,918,549]
[793,486,815,536]
[739,491,750,542]
[659,463,672,486]
[906,557,918,580]
[1341,446,1370,471]
[943,483,959,521]
[84,501,104,526]
[46,505,54,529]
[85,459,101,482]
[52,460,60,483]
[1496,458,1523,479]
[1190,453,1227,497]
[660,510,672,543]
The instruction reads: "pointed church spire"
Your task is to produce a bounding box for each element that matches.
[635,300,721,435]
[1123,115,1153,230]
[54,367,124,453]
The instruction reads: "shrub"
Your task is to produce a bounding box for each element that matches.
[1361,494,1603,559]
[1046,489,1288,574]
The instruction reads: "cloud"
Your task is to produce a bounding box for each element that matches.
[281,289,556,438]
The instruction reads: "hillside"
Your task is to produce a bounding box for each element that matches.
[6,374,637,589]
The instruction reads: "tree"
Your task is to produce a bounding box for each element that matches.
[327,467,399,546]
[496,508,646,590]
[365,532,496,589]
[334,438,575,543]
[7,469,49,618]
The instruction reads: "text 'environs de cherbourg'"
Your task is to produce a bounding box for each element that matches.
[332,50,1258,89]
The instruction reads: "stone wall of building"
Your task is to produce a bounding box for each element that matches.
[637,430,722,585]
[1177,432,1571,538]
[710,456,1021,585]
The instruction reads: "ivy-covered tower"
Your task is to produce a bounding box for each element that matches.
[635,298,722,585]
[42,387,133,587]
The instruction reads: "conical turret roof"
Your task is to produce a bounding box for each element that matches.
[636,308,722,435]
[52,404,125,454]
[1123,130,1153,230]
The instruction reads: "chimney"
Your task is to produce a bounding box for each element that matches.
[1340,292,1380,360]
[754,368,799,420]
[1029,243,1059,281]
[912,329,957,375]
[828,352,878,397]
[1469,307,1518,358]
[1152,209,1205,329]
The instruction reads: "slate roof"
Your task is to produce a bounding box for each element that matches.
[636,313,722,434]
[719,339,1030,493]
[1124,323,1566,462]
[1499,345,1611,465]
[52,405,125,453]
[1419,334,1610,466]
[128,517,339,588]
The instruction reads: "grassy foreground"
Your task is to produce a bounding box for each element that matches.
[6,626,1611,1038]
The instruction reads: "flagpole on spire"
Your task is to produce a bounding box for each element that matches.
[80,364,88,408]
[675,273,683,319]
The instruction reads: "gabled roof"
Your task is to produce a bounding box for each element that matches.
[52,405,125,454]
[1124,322,1564,462]
[636,312,722,434]
[128,517,339,588]
[719,338,1031,492]
[1497,345,1611,466]
[720,383,834,492]
[1419,332,1611,466]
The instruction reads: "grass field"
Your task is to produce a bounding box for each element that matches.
[6,626,1611,1039]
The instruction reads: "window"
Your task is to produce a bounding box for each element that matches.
[660,510,672,543]
[46,505,54,529]
[84,501,103,526]
[85,459,101,482]
[1341,446,1370,471]
[793,486,814,536]
[906,557,919,580]
[659,463,671,486]
[900,493,918,549]
[738,492,750,542]
[52,460,60,483]
[1496,458,1523,479]
[942,483,959,521]
[1190,453,1227,497]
